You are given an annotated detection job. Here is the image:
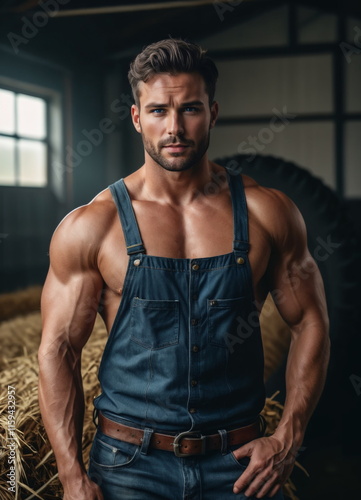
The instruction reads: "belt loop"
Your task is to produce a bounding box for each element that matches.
[218,429,228,455]
[140,428,154,455]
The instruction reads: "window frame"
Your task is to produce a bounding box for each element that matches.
[0,87,49,188]
[0,76,63,193]
[205,4,361,198]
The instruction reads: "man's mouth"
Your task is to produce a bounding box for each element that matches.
[163,143,189,153]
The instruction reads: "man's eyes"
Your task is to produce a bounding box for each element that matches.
[183,106,200,113]
[150,107,200,114]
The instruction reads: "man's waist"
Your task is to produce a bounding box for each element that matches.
[98,412,264,457]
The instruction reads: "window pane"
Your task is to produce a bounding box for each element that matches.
[215,55,333,117]
[297,7,337,44]
[347,18,361,43]
[209,122,335,191]
[0,89,15,135]
[346,53,361,113]
[17,94,47,139]
[345,121,361,198]
[0,136,16,185]
[18,139,47,186]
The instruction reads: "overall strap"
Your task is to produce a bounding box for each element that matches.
[226,170,250,254]
[109,179,145,255]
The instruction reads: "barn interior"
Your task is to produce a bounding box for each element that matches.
[0,1,361,498]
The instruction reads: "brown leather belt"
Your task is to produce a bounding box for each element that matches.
[98,413,261,457]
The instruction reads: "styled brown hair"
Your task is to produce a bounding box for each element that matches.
[128,38,218,107]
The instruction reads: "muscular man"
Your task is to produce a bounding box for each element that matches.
[38,39,330,500]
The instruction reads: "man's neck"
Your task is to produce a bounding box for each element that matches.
[139,156,219,206]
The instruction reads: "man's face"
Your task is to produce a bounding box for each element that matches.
[131,72,218,172]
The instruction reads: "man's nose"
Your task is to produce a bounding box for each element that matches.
[167,111,184,136]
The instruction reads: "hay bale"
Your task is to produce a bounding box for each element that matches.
[0,315,107,499]
[0,289,290,380]
[260,294,291,381]
[0,287,42,322]
[0,313,42,372]
[0,353,51,499]
[0,289,300,499]
[0,313,301,500]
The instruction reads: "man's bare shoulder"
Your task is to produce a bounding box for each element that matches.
[53,187,116,239]
[241,174,306,244]
[49,188,117,272]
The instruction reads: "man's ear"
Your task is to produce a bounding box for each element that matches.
[131,104,142,133]
[210,101,219,129]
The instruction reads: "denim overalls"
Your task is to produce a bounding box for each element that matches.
[89,169,280,499]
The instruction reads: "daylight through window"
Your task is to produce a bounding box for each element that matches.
[0,88,48,187]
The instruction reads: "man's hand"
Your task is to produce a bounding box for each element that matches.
[232,436,297,498]
[62,474,104,500]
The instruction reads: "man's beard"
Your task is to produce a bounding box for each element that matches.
[142,131,210,172]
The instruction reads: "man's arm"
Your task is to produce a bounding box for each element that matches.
[233,189,330,498]
[38,207,105,500]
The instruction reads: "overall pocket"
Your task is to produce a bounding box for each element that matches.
[131,297,180,349]
[207,296,250,348]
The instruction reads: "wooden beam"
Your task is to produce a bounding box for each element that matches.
[48,0,258,19]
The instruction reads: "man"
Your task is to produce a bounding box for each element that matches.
[38,39,330,500]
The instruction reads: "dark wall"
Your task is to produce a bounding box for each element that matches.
[0,187,59,292]
[0,50,108,293]
[0,49,64,292]
[71,64,108,208]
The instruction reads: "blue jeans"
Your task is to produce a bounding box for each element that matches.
[88,429,285,500]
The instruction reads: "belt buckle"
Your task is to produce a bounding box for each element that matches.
[172,430,206,457]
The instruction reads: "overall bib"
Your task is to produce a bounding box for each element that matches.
[89,169,283,499]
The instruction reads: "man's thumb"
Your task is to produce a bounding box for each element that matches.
[232,442,254,460]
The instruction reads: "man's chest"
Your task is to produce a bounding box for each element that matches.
[99,198,271,299]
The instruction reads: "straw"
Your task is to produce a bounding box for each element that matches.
[0,289,301,500]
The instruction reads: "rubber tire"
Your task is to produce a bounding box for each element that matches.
[214,153,361,445]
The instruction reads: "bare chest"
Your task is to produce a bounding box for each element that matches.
[99,196,270,298]
[133,197,235,260]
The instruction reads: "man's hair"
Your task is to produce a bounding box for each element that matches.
[128,38,218,107]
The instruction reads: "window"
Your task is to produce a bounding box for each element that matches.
[0,88,48,187]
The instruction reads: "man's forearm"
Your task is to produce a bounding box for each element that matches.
[273,320,330,448]
[38,342,87,484]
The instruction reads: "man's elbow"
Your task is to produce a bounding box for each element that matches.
[38,333,80,370]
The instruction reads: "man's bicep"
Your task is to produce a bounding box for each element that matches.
[267,197,328,330]
[40,219,104,355]
[270,248,328,331]
[41,266,103,351]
